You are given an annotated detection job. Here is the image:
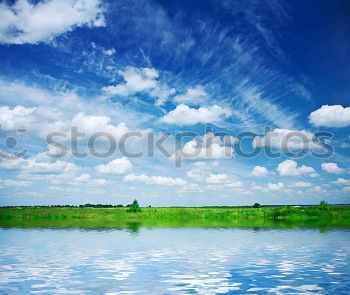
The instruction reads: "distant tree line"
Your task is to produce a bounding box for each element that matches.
[0,204,125,208]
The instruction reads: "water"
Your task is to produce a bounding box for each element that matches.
[0,228,349,294]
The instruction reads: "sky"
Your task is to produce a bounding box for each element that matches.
[0,0,349,206]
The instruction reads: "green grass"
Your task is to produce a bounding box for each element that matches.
[1,206,349,230]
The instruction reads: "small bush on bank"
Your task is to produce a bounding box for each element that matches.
[317,200,330,211]
[127,199,141,213]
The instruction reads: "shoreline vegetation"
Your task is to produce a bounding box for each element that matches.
[1,201,350,230]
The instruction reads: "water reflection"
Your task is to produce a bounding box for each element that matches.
[0,228,349,294]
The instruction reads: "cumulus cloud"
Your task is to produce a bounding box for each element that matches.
[205,173,242,188]
[95,157,133,175]
[0,155,78,173]
[252,166,268,177]
[253,128,322,150]
[267,182,284,191]
[333,178,350,185]
[48,186,106,195]
[124,173,187,186]
[186,168,206,181]
[103,48,116,56]
[19,171,106,186]
[343,186,350,192]
[173,86,207,104]
[309,105,350,127]
[307,185,325,193]
[0,0,105,44]
[102,66,177,106]
[0,105,134,142]
[277,160,315,177]
[0,179,32,187]
[225,181,243,188]
[160,104,231,126]
[290,181,312,188]
[205,173,230,184]
[321,163,344,174]
[0,105,36,130]
[102,66,159,96]
[176,132,234,160]
[71,112,129,138]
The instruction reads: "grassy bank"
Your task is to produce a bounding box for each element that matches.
[1,206,350,230]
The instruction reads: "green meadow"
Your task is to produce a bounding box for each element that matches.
[1,204,349,230]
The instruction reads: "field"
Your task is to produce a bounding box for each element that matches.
[1,205,349,230]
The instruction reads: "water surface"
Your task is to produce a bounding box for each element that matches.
[0,228,349,294]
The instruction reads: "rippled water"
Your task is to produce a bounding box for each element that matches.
[0,228,349,294]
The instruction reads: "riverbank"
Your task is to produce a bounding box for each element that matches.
[1,206,350,230]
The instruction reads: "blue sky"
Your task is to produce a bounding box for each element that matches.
[0,0,349,206]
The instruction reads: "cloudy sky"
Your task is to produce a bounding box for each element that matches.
[0,0,349,206]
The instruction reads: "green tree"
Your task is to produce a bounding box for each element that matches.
[252,203,261,208]
[317,200,330,210]
[127,199,141,213]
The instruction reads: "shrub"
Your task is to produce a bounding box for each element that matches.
[317,200,330,210]
[127,199,141,213]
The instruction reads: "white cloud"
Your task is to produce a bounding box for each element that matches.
[252,184,269,192]
[19,171,106,186]
[71,112,129,138]
[48,186,81,193]
[290,181,312,188]
[225,181,243,188]
[102,66,159,96]
[0,0,105,44]
[180,183,205,192]
[124,173,187,186]
[254,128,322,150]
[177,133,234,160]
[307,185,325,193]
[0,79,150,140]
[0,179,32,187]
[252,182,286,192]
[67,173,107,186]
[95,157,133,175]
[150,85,176,106]
[48,186,106,194]
[309,105,350,127]
[205,173,242,188]
[252,166,268,177]
[333,178,350,185]
[0,105,36,130]
[321,163,344,174]
[0,155,78,173]
[186,168,206,181]
[102,66,177,106]
[343,186,350,192]
[277,160,315,177]
[173,86,207,104]
[160,104,231,126]
[267,182,284,191]
[205,173,230,184]
[0,104,135,145]
[103,48,116,56]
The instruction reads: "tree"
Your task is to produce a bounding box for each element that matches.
[252,203,261,208]
[317,200,330,210]
[127,199,141,213]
